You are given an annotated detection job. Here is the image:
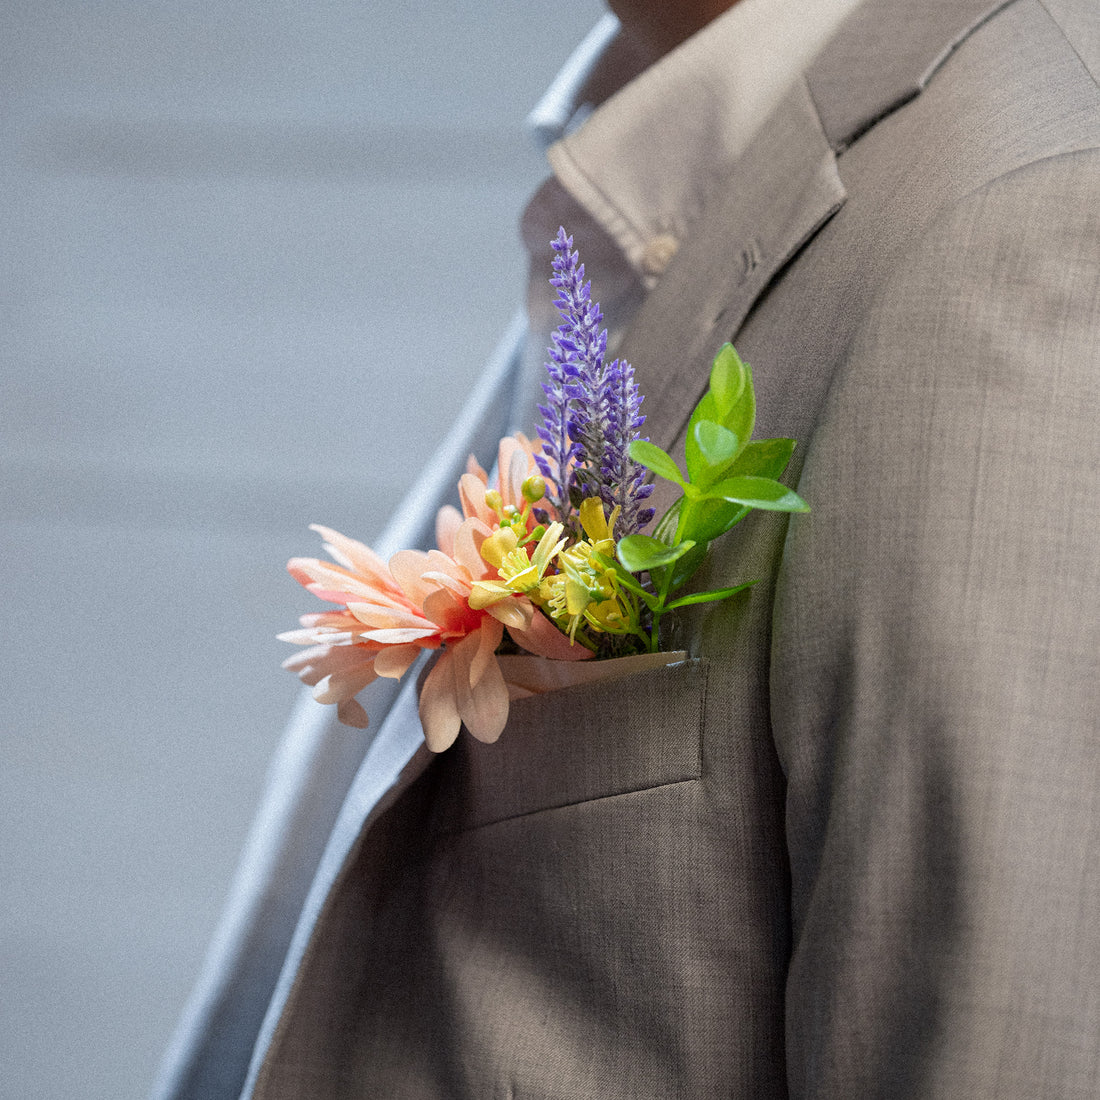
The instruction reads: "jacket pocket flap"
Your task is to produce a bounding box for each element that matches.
[433,657,708,832]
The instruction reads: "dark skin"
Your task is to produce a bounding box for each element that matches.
[606,0,741,64]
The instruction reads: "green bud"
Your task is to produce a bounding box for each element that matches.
[521,475,547,504]
[484,489,503,513]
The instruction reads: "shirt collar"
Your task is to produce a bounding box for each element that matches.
[537,0,866,282]
[525,14,624,152]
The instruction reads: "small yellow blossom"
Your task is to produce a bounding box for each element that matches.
[469,522,566,610]
[536,500,632,642]
[578,496,619,547]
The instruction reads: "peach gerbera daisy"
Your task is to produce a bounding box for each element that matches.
[281,504,587,751]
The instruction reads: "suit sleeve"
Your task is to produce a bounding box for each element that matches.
[772,149,1100,1099]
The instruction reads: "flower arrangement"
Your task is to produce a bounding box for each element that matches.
[280,228,808,751]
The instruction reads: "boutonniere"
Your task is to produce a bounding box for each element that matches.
[280,228,808,750]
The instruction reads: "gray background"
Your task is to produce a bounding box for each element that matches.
[0,1,603,1096]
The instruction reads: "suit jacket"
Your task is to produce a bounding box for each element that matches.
[155,0,1100,1096]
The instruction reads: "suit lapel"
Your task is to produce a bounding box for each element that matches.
[616,77,843,458]
[243,679,435,1097]
[615,77,844,522]
[617,0,1016,463]
[806,0,1016,150]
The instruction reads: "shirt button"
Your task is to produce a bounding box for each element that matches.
[640,232,679,276]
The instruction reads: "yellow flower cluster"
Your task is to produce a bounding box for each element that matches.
[469,492,639,650]
[540,498,626,642]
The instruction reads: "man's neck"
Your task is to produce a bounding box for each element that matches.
[607,0,742,65]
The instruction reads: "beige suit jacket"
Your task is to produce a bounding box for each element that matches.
[159,0,1100,1096]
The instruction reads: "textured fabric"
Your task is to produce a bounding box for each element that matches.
[775,149,1100,1097]
[254,659,765,1099]
[251,0,1100,1095]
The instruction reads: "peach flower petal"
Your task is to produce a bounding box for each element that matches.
[343,602,420,630]
[298,610,367,631]
[469,617,503,688]
[345,601,430,631]
[373,643,422,680]
[422,549,472,583]
[418,652,462,752]
[386,549,436,604]
[282,642,379,688]
[466,453,489,481]
[510,613,594,661]
[452,629,509,744]
[458,472,491,524]
[309,524,393,588]
[360,626,439,644]
[278,628,330,646]
[505,442,529,507]
[435,505,462,558]
[337,698,370,728]
[313,666,378,705]
[453,518,492,578]
[420,570,469,598]
[421,588,470,634]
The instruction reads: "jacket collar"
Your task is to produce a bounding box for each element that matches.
[543,0,864,284]
[807,0,1016,151]
[617,77,844,458]
[616,0,1015,457]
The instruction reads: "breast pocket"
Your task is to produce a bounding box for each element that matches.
[431,656,709,832]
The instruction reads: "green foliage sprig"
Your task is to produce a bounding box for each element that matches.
[611,343,809,651]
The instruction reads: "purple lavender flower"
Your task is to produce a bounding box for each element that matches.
[597,358,655,534]
[535,230,599,519]
[536,227,652,538]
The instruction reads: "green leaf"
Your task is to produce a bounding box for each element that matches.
[724,377,755,453]
[684,344,756,481]
[693,420,739,473]
[709,343,755,443]
[704,475,810,512]
[665,580,758,610]
[708,344,746,418]
[629,440,686,486]
[728,437,796,480]
[677,498,751,545]
[684,392,718,482]
[617,535,696,574]
[651,498,682,546]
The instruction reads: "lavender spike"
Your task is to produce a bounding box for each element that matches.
[598,358,655,536]
[536,227,653,538]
